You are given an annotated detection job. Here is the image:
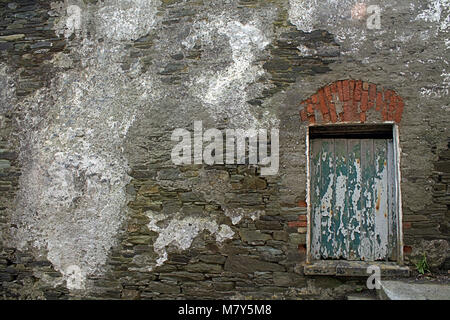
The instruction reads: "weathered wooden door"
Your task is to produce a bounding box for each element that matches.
[310,138,398,261]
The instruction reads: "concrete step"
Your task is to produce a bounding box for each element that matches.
[378,280,450,300]
[347,292,378,300]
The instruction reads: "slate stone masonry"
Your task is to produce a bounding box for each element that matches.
[0,0,449,299]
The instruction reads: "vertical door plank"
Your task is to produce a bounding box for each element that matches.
[333,139,349,259]
[310,139,322,260]
[319,139,335,259]
[373,139,389,260]
[347,139,362,260]
[360,139,375,261]
[387,139,398,261]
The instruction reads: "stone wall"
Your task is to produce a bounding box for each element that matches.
[0,0,449,299]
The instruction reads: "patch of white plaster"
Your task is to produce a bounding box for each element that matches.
[201,21,268,105]
[216,224,235,243]
[12,48,144,288]
[420,69,450,98]
[65,265,86,290]
[224,208,244,225]
[65,5,82,38]
[416,0,450,31]
[96,0,160,41]
[185,14,278,128]
[288,0,319,33]
[297,44,317,57]
[145,212,234,268]
[288,0,391,57]
[13,0,162,290]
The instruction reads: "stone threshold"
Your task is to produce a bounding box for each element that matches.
[378,280,450,300]
[303,260,410,277]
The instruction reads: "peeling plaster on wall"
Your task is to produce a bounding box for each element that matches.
[223,208,264,225]
[420,70,450,98]
[288,0,361,34]
[297,44,317,57]
[65,5,82,38]
[288,0,378,56]
[216,224,235,242]
[51,0,94,40]
[11,1,161,290]
[51,0,162,50]
[416,0,450,30]
[408,0,449,48]
[144,166,262,267]
[96,0,160,41]
[12,49,147,289]
[53,0,161,41]
[415,1,450,102]
[288,0,318,33]
[145,211,234,269]
[288,0,448,57]
[184,11,279,129]
[52,1,82,39]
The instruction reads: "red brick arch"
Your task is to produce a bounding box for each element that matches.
[299,80,404,124]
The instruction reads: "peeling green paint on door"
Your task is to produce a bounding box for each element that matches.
[310,138,397,261]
